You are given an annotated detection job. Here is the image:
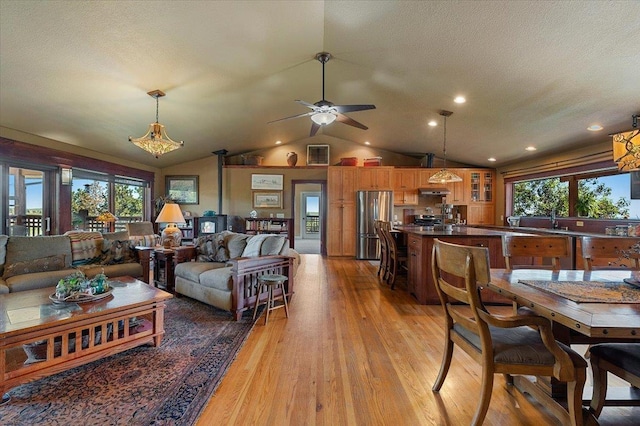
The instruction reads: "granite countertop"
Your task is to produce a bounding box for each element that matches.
[394,225,535,237]
[470,225,625,238]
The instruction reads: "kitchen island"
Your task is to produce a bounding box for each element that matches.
[395,225,534,304]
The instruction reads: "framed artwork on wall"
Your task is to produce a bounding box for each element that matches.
[165,175,199,204]
[251,174,283,190]
[253,191,283,208]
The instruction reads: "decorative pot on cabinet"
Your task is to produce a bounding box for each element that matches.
[287,152,298,167]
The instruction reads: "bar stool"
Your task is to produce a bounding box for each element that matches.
[252,274,289,324]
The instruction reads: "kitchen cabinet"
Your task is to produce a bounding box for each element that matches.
[418,169,443,188]
[357,167,393,190]
[444,168,467,203]
[468,170,494,203]
[468,204,494,225]
[327,166,357,256]
[393,169,419,205]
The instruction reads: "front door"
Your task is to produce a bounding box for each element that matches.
[301,192,321,239]
[7,167,47,236]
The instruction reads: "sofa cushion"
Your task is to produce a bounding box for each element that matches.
[0,234,8,276]
[198,266,234,291]
[5,268,76,293]
[129,234,161,247]
[64,231,104,266]
[175,261,226,283]
[100,239,136,265]
[3,254,67,279]
[5,235,72,267]
[103,231,130,241]
[195,233,228,262]
[242,234,271,257]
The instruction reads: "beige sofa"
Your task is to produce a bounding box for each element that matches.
[174,231,299,320]
[0,231,151,294]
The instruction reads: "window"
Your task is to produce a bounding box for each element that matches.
[512,171,635,219]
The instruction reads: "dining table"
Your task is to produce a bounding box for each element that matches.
[486,268,640,422]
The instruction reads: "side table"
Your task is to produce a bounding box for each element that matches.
[152,246,195,294]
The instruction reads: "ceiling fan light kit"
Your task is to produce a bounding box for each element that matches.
[129,89,184,158]
[269,52,375,136]
[429,110,463,184]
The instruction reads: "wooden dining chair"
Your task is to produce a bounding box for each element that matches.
[431,239,587,426]
[381,223,407,289]
[580,236,640,270]
[588,343,640,418]
[502,235,571,271]
[374,220,390,281]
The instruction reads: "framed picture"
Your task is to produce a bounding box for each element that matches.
[165,175,199,204]
[251,174,283,190]
[253,191,283,208]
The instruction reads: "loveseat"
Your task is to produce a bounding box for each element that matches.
[0,231,151,294]
[174,231,300,320]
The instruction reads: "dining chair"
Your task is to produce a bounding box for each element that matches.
[580,236,640,270]
[502,235,571,271]
[588,343,640,418]
[374,220,390,281]
[431,238,587,426]
[381,223,407,289]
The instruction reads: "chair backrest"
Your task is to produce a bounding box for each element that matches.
[502,235,571,271]
[580,236,640,270]
[375,220,389,251]
[432,238,492,339]
[126,221,155,236]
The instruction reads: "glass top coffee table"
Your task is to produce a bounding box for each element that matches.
[0,276,172,404]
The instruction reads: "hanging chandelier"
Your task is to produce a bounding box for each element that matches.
[129,90,184,158]
[612,114,639,171]
[429,110,462,183]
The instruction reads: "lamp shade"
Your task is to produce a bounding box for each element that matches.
[156,203,185,247]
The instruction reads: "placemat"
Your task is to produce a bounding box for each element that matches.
[518,280,640,303]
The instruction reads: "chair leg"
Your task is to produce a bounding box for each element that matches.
[566,372,586,426]
[471,367,494,426]
[589,355,608,418]
[432,335,454,391]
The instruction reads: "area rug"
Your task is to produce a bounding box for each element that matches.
[518,280,640,303]
[0,297,259,425]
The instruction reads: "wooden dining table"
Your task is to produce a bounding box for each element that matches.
[486,268,640,423]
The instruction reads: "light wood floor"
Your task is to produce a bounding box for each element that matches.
[197,255,639,425]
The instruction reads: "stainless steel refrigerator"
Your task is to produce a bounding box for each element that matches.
[356,190,393,260]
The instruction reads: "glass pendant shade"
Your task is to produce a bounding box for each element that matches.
[428,110,462,183]
[129,90,184,158]
[311,111,337,125]
[612,115,640,171]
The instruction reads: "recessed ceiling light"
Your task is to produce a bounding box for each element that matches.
[587,124,603,131]
[525,146,537,151]
[364,141,370,145]
[428,120,437,127]
[488,157,496,162]
[275,140,282,145]
[454,96,466,104]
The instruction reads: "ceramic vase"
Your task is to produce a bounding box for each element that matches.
[287,152,298,167]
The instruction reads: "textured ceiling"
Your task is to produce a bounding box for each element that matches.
[1,1,639,168]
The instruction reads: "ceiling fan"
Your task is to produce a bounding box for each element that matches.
[268,52,376,136]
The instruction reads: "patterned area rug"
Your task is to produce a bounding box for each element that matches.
[0,297,259,425]
[518,280,640,303]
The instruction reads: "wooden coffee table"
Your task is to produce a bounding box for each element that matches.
[0,276,172,403]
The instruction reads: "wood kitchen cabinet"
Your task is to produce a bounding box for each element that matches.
[394,190,419,205]
[393,169,419,205]
[467,204,495,225]
[468,169,494,203]
[327,166,357,256]
[444,168,467,203]
[357,166,394,190]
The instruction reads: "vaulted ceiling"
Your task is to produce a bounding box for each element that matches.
[1,1,639,169]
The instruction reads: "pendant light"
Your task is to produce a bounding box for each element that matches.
[429,110,462,183]
[129,90,184,158]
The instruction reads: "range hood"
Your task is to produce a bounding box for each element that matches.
[419,187,451,195]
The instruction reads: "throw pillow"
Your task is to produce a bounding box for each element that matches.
[2,254,67,279]
[64,231,104,266]
[242,234,271,257]
[100,239,135,265]
[225,233,251,259]
[260,236,287,256]
[129,234,160,247]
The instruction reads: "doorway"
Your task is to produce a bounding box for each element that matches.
[291,180,326,255]
[5,167,48,236]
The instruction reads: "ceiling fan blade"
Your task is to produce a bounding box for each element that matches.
[334,104,376,114]
[336,113,368,130]
[310,122,321,137]
[267,111,314,124]
[295,100,318,110]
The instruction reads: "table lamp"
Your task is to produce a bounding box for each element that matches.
[155,203,185,248]
[96,211,117,233]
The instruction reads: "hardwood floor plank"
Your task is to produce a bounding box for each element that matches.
[196,255,639,425]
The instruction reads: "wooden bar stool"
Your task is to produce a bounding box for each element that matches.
[253,274,289,324]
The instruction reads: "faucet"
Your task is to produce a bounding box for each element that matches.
[550,208,558,229]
